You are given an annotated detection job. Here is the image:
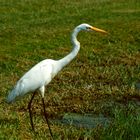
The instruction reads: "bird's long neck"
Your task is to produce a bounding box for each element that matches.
[57,28,80,70]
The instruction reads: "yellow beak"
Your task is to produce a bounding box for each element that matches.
[90,26,107,34]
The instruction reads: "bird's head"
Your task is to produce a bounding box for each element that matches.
[76,23,107,34]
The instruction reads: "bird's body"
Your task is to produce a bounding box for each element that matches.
[7,59,56,102]
[7,23,107,137]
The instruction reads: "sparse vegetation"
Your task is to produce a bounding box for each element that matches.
[0,0,140,139]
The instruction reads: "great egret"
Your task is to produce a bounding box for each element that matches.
[7,23,107,137]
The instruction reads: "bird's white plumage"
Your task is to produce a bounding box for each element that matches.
[7,23,107,103]
[7,59,57,102]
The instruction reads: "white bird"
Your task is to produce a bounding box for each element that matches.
[7,23,107,137]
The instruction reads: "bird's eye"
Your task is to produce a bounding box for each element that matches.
[86,27,91,30]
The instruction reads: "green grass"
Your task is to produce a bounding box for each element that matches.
[0,0,140,139]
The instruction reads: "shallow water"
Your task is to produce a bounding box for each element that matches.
[53,113,111,129]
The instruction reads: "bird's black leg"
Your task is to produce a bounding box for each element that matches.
[28,91,36,131]
[42,98,53,138]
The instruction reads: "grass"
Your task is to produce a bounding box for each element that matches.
[0,0,140,139]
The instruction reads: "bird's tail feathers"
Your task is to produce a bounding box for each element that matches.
[7,82,23,103]
[7,87,18,103]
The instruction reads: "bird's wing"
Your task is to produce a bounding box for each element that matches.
[7,59,55,103]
